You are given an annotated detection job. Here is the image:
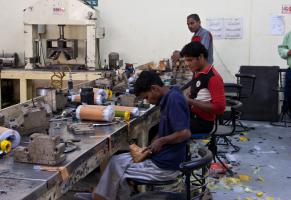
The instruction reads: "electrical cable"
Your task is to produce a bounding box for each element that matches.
[51,70,65,89]
[213,45,235,79]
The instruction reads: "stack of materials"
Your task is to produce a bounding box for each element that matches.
[114,106,139,117]
[76,105,115,122]
[75,105,140,122]
[70,88,112,105]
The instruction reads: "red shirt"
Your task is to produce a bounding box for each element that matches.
[191,65,226,121]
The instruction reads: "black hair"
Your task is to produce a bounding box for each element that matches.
[180,42,208,59]
[187,14,201,22]
[134,70,164,96]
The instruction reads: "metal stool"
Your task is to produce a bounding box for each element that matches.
[128,147,213,200]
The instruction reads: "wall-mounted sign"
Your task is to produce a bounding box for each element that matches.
[206,18,243,39]
[282,4,291,14]
[269,15,285,36]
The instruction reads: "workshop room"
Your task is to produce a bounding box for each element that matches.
[0,0,291,200]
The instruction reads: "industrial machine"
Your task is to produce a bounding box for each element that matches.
[23,0,105,70]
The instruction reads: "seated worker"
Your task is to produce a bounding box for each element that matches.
[88,71,191,200]
[180,42,226,135]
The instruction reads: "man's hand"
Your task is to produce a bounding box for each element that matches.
[171,50,181,63]
[149,138,166,154]
[288,49,291,56]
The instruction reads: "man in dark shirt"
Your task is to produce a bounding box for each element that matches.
[172,13,214,64]
[180,42,226,136]
[90,71,191,200]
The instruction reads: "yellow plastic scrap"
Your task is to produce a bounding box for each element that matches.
[239,136,249,142]
[256,192,264,197]
[224,177,240,185]
[238,174,252,182]
[244,198,253,200]
[266,197,274,200]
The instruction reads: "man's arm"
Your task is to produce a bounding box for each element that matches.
[149,91,190,153]
[149,129,191,153]
[187,98,214,113]
[278,34,290,59]
[200,31,212,50]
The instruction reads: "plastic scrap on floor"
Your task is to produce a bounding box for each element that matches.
[256,191,264,197]
[257,151,277,154]
[268,165,275,169]
[239,136,250,142]
[253,145,261,151]
[209,163,232,175]
[226,153,239,163]
[266,197,274,200]
[238,174,252,182]
[256,176,264,182]
[252,166,261,175]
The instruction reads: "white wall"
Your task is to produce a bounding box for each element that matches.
[0,0,291,82]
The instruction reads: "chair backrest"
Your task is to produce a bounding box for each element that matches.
[224,83,243,100]
[235,73,256,99]
[180,147,213,172]
[216,99,242,135]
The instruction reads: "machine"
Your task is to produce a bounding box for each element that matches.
[23,0,105,70]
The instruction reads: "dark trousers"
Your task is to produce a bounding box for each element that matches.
[190,115,214,134]
[285,68,291,114]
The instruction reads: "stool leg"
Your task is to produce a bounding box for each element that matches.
[185,172,191,200]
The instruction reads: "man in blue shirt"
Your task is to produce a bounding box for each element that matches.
[136,71,191,170]
[87,71,191,200]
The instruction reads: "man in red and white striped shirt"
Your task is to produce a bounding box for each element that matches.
[180,42,225,135]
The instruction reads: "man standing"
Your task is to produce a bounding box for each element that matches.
[172,14,213,64]
[278,30,291,114]
[75,71,191,200]
[180,42,225,135]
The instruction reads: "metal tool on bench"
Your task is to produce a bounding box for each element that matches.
[8,101,51,135]
[14,133,66,165]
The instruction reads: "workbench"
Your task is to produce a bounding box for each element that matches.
[0,72,191,200]
[0,105,159,200]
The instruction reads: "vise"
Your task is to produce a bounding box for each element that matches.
[14,133,66,165]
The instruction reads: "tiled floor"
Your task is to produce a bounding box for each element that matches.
[211,121,291,200]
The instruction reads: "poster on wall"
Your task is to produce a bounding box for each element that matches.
[224,18,243,39]
[206,18,224,39]
[282,4,291,14]
[269,15,285,36]
[206,18,243,39]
